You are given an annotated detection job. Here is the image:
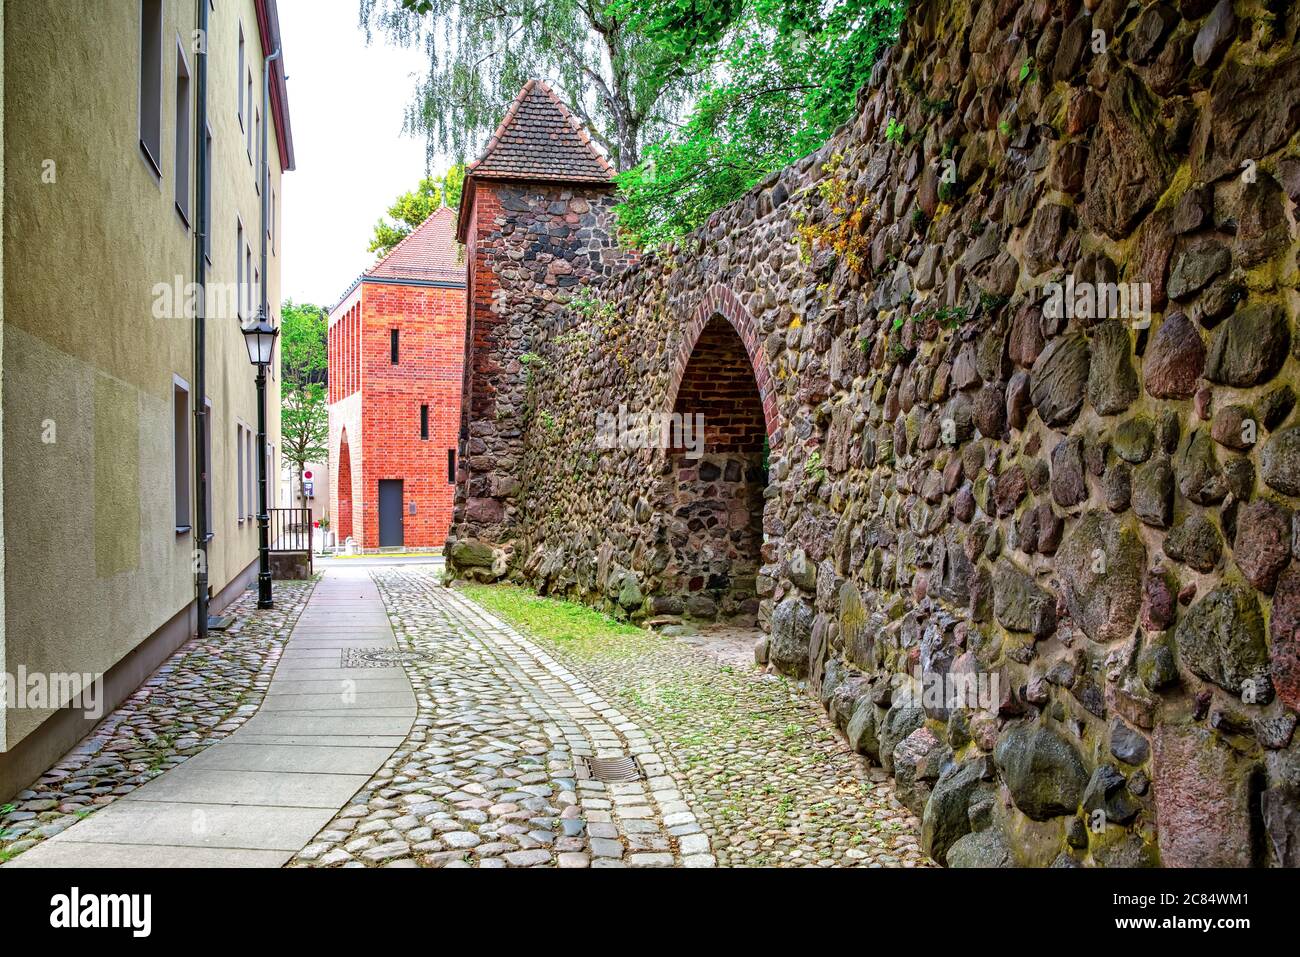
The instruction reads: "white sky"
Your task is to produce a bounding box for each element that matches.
[278,0,438,308]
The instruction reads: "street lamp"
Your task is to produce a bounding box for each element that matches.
[243,311,279,608]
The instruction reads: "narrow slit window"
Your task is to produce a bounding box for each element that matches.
[420,404,429,441]
[447,448,455,484]
[390,329,399,364]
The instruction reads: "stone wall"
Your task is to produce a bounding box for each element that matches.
[448,0,1300,867]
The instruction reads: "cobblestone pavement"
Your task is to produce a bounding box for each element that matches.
[292,566,712,868]
[469,592,929,868]
[0,580,316,863]
[296,566,926,868]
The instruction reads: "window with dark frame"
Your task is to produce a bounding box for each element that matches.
[203,125,213,261]
[237,423,246,520]
[174,41,192,223]
[420,404,429,441]
[173,380,191,530]
[237,22,245,129]
[391,329,400,364]
[203,399,213,537]
[139,1,163,173]
[447,448,456,484]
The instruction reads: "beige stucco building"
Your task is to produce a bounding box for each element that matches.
[0,0,295,799]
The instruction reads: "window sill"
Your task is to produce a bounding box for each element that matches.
[175,524,192,535]
[175,202,191,231]
[140,140,162,183]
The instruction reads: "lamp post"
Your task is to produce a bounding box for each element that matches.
[243,313,278,608]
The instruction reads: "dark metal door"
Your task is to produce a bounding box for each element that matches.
[378,480,404,547]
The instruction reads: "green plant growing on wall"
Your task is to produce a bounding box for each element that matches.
[1018,58,1037,84]
[979,291,1010,313]
[884,116,906,143]
[793,153,873,272]
[804,449,827,482]
[894,303,968,331]
[519,350,547,389]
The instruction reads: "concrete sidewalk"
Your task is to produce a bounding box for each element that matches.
[5,567,415,868]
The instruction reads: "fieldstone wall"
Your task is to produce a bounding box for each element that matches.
[448,0,1300,867]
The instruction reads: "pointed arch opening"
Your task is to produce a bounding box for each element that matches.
[336,429,354,543]
[664,313,769,621]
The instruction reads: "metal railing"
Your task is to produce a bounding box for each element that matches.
[269,507,313,555]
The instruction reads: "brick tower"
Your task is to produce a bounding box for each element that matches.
[449,79,629,571]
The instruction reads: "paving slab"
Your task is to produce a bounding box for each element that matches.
[238,714,415,736]
[2,842,293,868]
[182,743,399,775]
[41,801,335,850]
[259,691,416,711]
[120,767,372,807]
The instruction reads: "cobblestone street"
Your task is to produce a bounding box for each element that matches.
[297,565,925,868]
[4,564,924,868]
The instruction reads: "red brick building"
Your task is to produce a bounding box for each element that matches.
[328,206,466,550]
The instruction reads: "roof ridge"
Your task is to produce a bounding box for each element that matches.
[365,204,455,277]
[465,78,614,183]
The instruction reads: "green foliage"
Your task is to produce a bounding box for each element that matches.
[613,0,908,247]
[979,291,1010,313]
[458,583,649,658]
[804,449,827,482]
[892,304,968,331]
[884,116,906,142]
[570,288,617,322]
[368,164,465,258]
[362,0,722,171]
[279,300,329,500]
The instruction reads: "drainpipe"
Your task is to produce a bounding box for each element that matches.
[255,45,281,609]
[193,0,211,639]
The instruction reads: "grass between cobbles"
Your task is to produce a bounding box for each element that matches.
[457,583,659,659]
[456,580,923,865]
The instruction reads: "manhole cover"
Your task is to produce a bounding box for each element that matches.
[578,755,644,783]
[340,647,433,668]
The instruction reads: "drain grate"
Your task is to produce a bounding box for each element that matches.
[340,647,434,668]
[578,754,645,783]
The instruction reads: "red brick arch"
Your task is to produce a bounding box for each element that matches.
[336,428,354,542]
[667,284,778,437]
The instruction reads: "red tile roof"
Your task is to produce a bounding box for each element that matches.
[468,79,615,184]
[365,205,464,285]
